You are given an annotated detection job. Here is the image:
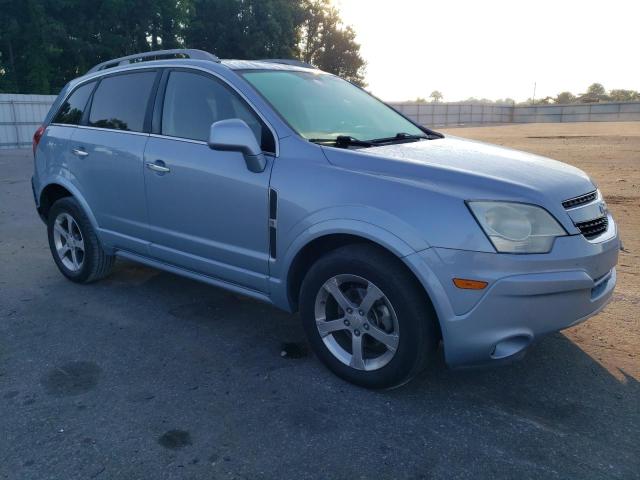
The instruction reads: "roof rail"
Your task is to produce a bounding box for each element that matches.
[87,49,220,74]
[259,59,317,69]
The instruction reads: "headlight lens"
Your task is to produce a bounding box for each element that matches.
[468,201,566,253]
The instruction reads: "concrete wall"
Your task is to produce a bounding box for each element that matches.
[390,101,640,127]
[0,94,56,149]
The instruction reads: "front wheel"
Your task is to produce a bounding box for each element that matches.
[299,244,439,389]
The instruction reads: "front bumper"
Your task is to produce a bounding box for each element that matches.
[405,226,620,368]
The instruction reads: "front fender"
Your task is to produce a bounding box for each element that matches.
[270,208,431,311]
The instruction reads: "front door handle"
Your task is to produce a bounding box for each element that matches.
[71,148,89,157]
[146,161,170,174]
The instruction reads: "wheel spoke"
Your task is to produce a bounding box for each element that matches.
[366,324,399,352]
[359,282,384,315]
[54,222,67,237]
[316,318,348,337]
[350,333,365,369]
[64,214,73,234]
[70,248,80,269]
[57,244,70,258]
[324,277,353,311]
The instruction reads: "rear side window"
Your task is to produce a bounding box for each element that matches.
[53,82,95,125]
[89,72,156,132]
[161,71,275,152]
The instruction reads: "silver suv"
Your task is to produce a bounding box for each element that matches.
[32,49,619,388]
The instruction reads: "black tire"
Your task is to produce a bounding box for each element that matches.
[299,244,439,389]
[47,197,114,283]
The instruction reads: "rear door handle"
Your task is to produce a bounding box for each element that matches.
[146,161,170,173]
[71,148,89,157]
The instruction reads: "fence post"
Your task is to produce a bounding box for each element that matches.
[9,100,21,147]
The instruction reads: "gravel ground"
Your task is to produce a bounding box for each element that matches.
[1,123,639,480]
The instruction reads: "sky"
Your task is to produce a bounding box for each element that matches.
[332,0,640,102]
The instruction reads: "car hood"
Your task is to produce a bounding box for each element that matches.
[322,136,595,205]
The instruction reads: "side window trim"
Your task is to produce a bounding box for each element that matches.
[80,78,100,126]
[155,67,277,154]
[151,69,170,135]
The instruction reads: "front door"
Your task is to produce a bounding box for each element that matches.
[143,69,276,292]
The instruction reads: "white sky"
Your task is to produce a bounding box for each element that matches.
[333,0,640,102]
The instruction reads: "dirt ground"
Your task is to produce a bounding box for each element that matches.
[441,122,640,380]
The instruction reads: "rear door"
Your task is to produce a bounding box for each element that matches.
[142,69,276,292]
[70,70,159,253]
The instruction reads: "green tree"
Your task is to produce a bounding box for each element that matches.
[429,90,443,103]
[579,83,609,103]
[0,0,367,94]
[185,0,302,58]
[608,89,640,101]
[298,0,366,86]
[555,91,576,104]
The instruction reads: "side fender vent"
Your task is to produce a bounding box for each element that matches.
[269,188,278,258]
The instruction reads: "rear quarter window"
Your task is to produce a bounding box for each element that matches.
[88,72,156,132]
[53,82,95,125]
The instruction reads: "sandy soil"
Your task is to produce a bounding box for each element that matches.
[441,122,640,379]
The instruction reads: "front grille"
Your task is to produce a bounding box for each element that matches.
[562,191,597,209]
[575,216,608,239]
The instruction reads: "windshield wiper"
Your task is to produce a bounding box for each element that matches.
[369,132,429,144]
[308,136,374,148]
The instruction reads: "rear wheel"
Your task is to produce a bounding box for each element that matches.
[300,244,438,389]
[47,197,114,283]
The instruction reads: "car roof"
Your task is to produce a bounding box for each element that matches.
[221,59,317,72]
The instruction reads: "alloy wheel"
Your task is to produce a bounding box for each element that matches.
[52,212,85,272]
[314,274,400,371]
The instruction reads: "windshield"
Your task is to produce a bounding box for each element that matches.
[241,70,425,142]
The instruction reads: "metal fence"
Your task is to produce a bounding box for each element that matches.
[0,94,56,149]
[390,101,640,127]
[1,94,639,148]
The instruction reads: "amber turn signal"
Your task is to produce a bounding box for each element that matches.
[453,278,488,290]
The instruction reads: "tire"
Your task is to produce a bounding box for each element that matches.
[299,244,438,389]
[47,197,114,283]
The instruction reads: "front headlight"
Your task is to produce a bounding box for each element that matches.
[467,201,566,253]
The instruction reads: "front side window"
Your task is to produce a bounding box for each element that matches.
[241,70,425,142]
[53,82,95,125]
[161,71,274,152]
[89,72,156,132]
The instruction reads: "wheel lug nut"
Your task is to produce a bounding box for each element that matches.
[344,319,350,326]
[358,310,364,316]
[354,329,361,336]
[346,308,353,314]
[363,323,369,330]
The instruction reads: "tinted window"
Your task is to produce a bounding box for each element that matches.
[89,72,156,132]
[53,82,95,125]
[161,71,274,152]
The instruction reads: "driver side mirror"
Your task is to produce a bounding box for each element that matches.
[208,119,267,173]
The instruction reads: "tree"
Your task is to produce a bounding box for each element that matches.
[185,0,302,59]
[429,90,443,103]
[0,0,367,94]
[578,83,609,103]
[609,89,640,102]
[298,0,366,86]
[555,91,576,104]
